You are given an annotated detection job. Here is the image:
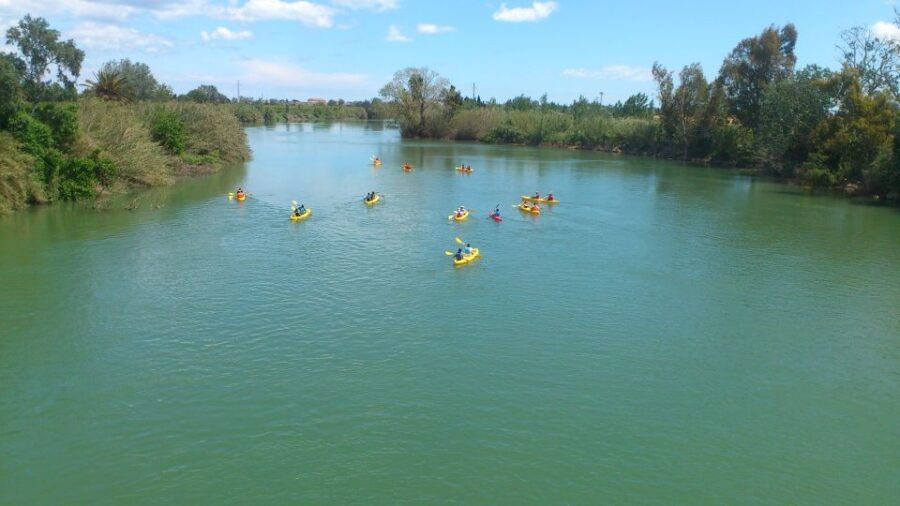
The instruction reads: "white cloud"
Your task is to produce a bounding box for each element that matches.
[872,21,900,42]
[239,59,367,88]
[330,0,398,11]
[66,22,173,52]
[417,23,454,34]
[563,65,652,82]
[385,24,410,42]
[492,1,557,23]
[0,0,136,22]
[201,26,254,41]
[224,0,335,27]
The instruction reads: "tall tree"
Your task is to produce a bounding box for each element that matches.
[99,59,163,101]
[379,67,449,136]
[718,24,797,130]
[653,62,677,143]
[5,15,84,104]
[674,63,709,159]
[837,22,900,98]
[756,65,834,173]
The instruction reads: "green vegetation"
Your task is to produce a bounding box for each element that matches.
[230,99,375,125]
[381,19,900,202]
[0,15,249,213]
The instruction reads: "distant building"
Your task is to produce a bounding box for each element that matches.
[307,97,327,105]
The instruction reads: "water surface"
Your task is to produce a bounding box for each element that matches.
[2,122,898,504]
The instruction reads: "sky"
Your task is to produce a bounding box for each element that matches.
[0,0,897,103]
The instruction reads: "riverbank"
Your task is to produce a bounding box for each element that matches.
[0,100,249,214]
[401,106,899,205]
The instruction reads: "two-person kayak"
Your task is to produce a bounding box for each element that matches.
[453,247,480,266]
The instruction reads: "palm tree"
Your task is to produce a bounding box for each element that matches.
[84,69,131,101]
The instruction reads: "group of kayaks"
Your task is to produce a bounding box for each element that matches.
[229,157,561,268]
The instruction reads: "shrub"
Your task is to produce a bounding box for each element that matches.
[150,108,186,155]
[58,150,117,199]
[33,103,78,151]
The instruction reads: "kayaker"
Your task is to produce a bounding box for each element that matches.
[547,192,555,202]
[455,248,464,260]
[297,204,305,214]
[465,243,472,254]
[533,191,540,199]
[493,206,501,216]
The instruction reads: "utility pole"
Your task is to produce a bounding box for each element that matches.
[599,91,604,107]
[237,80,240,102]
[472,83,476,101]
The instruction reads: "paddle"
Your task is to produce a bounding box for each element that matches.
[445,250,456,256]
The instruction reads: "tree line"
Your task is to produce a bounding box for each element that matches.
[0,15,249,212]
[380,16,900,201]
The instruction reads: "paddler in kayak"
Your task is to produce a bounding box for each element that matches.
[455,248,464,261]
[546,192,555,202]
[465,243,473,255]
[533,191,540,200]
[235,187,245,198]
[294,203,306,216]
[492,206,501,218]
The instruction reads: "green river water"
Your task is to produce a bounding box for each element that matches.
[1,122,898,504]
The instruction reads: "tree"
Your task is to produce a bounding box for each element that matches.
[653,62,677,143]
[811,70,896,192]
[837,23,900,98]
[442,84,463,115]
[505,94,536,111]
[5,15,84,104]
[615,93,651,117]
[0,53,25,128]
[99,59,164,101]
[379,67,449,136]
[756,65,834,173]
[718,24,797,130]
[84,69,131,101]
[674,63,709,159]
[183,84,230,103]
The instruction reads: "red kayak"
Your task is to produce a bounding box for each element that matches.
[490,213,503,222]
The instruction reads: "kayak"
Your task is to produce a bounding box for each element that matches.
[402,164,413,171]
[490,213,503,222]
[236,193,246,201]
[373,160,381,166]
[450,210,470,221]
[521,195,560,204]
[456,166,473,173]
[364,194,380,205]
[517,203,541,214]
[453,248,480,267]
[290,209,311,221]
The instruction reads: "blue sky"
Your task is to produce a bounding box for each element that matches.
[0,0,897,103]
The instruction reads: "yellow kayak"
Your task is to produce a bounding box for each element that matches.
[456,166,473,173]
[364,194,380,205]
[373,160,382,166]
[236,193,246,201]
[290,209,311,221]
[450,210,470,221]
[453,248,480,267]
[521,195,559,204]
[517,203,541,215]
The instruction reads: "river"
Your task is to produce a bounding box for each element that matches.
[1,122,898,504]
